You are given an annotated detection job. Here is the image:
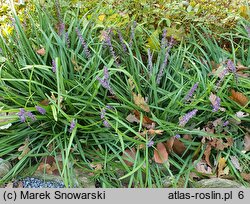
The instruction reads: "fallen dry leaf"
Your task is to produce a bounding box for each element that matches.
[236,62,250,78]
[126,110,155,129]
[218,157,227,177]
[132,93,150,112]
[229,89,249,106]
[36,156,61,175]
[126,113,139,123]
[212,118,223,127]
[18,139,30,160]
[235,111,249,118]
[37,162,58,175]
[39,98,50,106]
[209,137,233,151]
[204,144,212,167]
[5,183,13,188]
[36,47,46,56]
[133,110,153,124]
[153,142,168,164]
[122,148,136,167]
[90,163,103,171]
[165,135,191,155]
[165,137,175,153]
[241,172,250,181]
[51,93,64,108]
[230,156,242,172]
[147,129,164,135]
[139,129,163,137]
[194,160,212,174]
[244,133,250,152]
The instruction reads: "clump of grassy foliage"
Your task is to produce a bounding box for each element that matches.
[0,1,249,188]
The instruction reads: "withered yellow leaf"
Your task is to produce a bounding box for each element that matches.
[132,93,150,112]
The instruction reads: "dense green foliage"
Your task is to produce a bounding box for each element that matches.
[0,0,249,188]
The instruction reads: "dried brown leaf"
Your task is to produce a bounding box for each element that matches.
[195,160,212,174]
[165,137,175,153]
[126,113,139,123]
[204,144,212,167]
[244,133,250,152]
[122,148,136,167]
[153,142,168,164]
[90,163,103,171]
[18,139,30,160]
[147,129,164,135]
[36,47,46,56]
[230,156,241,172]
[229,89,249,106]
[241,172,250,181]
[132,93,150,112]
[39,98,50,106]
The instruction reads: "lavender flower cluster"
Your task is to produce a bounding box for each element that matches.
[18,106,46,123]
[118,30,127,52]
[52,59,56,73]
[100,105,113,128]
[212,95,221,112]
[147,49,153,76]
[55,0,65,35]
[129,21,137,48]
[103,29,119,66]
[97,67,114,95]
[69,119,76,133]
[179,109,198,127]
[156,35,174,85]
[76,27,91,60]
[184,82,199,102]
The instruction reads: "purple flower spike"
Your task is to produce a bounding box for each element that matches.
[69,119,76,133]
[227,60,236,73]
[147,48,153,76]
[246,26,250,37]
[100,109,106,119]
[161,28,167,50]
[129,21,137,47]
[65,32,70,48]
[76,27,91,59]
[35,106,46,115]
[223,121,229,127]
[18,108,26,122]
[118,30,127,52]
[212,96,221,112]
[184,82,199,102]
[179,109,198,127]
[55,0,65,35]
[26,112,36,121]
[147,139,154,147]
[52,59,56,73]
[103,29,119,66]
[227,59,238,82]
[156,36,174,84]
[103,120,110,128]
[97,67,114,95]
